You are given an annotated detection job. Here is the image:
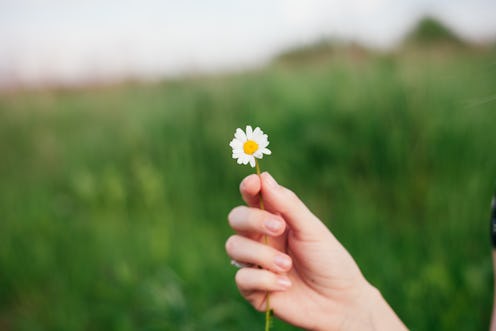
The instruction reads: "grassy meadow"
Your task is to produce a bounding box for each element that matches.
[1,40,496,330]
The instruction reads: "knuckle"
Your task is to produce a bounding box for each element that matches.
[248,209,263,226]
[254,298,267,312]
[243,292,265,312]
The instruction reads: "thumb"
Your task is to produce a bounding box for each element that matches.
[260,172,327,239]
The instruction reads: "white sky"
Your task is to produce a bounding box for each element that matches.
[0,0,495,87]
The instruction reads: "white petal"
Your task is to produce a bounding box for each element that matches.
[252,131,264,142]
[259,141,269,148]
[246,125,253,139]
[263,148,271,155]
[237,157,243,164]
[231,146,242,153]
[253,151,263,158]
[249,157,256,167]
[257,136,268,145]
[235,128,247,142]
[230,137,242,145]
[253,127,262,137]
[230,138,242,148]
[256,133,268,142]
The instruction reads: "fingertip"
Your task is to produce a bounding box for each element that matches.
[228,205,245,220]
[240,174,261,196]
[225,234,237,254]
[260,172,278,190]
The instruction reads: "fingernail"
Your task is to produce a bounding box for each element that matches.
[274,254,292,270]
[276,276,292,289]
[263,172,278,188]
[264,218,283,233]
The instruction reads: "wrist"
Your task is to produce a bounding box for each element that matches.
[312,281,407,331]
[339,283,407,331]
[310,281,380,331]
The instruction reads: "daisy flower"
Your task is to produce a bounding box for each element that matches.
[229,125,271,168]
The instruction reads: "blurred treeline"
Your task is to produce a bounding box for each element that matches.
[0,18,495,330]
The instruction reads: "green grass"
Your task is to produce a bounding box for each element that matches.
[0,45,495,330]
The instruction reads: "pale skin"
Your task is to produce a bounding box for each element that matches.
[225,172,408,331]
[491,251,496,331]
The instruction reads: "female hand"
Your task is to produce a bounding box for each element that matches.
[225,172,407,331]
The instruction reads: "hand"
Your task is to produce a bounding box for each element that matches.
[225,172,407,331]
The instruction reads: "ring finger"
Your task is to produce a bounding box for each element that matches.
[226,235,292,273]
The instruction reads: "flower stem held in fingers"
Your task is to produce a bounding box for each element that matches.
[229,125,272,330]
[255,159,271,331]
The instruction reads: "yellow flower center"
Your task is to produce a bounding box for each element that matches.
[243,140,259,155]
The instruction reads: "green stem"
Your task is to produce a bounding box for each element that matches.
[255,159,271,331]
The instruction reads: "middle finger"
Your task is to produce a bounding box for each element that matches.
[228,205,286,237]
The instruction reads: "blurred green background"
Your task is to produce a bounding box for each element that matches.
[1,18,496,331]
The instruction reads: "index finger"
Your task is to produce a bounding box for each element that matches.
[240,174,262,207]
